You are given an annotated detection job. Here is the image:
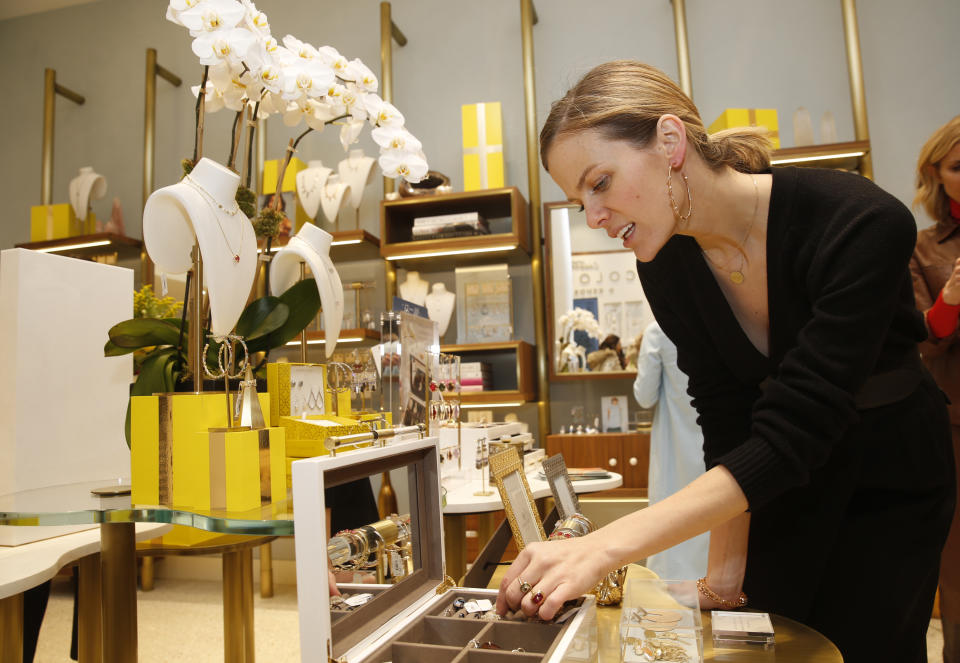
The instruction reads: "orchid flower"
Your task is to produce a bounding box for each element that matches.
[378,150,428,182]
[191,26,256,66]
[178,0,244,36]
[339,119,365,151]
[344,59,378,93]
[372,126,423,154]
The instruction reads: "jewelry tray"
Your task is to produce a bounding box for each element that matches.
[293,437,598,663]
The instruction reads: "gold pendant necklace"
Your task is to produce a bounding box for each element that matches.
[184,175,244,264]
[705,175,759,285]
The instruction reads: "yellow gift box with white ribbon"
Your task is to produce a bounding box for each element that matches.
[462,102,505,191]
[262,156,307,195]
[708,108,780,149]
[29,204,96,241]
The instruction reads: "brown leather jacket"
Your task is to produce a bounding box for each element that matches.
[910,220,960,425]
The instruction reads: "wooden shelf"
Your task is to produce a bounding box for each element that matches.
[551,369,637,382]
[288,328,381,348]
[266,229,381,262]
[15,232,144,259]
[459,389,535,406]
[380,187,530,269]
[440,340,536,403]
[770,139,870,172]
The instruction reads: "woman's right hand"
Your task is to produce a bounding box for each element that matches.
[942,257,960,306]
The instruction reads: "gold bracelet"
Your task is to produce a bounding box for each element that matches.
[696,577,747,609]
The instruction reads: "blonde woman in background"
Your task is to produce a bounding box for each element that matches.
[911,114,960,663]
[496,61,954,663]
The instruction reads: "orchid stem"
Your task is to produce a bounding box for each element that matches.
[227,108,244,171]
[192,65,210,165]
[271,128,313,212]
[243,101,260,189]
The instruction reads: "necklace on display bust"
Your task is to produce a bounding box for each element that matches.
[184,174,245,264]
[702,176,759,285]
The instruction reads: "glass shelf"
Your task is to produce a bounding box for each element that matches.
[0,479,294,536]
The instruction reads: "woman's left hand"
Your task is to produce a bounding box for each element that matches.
[496,536,610,620]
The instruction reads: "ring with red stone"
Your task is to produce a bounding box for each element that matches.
[531,591,544,605]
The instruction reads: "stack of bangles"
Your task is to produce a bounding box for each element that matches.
[549,513,595,540]
[695,577,748,609]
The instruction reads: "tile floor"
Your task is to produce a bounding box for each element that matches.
[32,577,947,662]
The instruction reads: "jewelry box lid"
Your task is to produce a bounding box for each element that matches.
[292,436,446,662]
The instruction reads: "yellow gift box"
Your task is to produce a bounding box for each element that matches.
[262,156,307,195]
[130,391,272,507]
[29,205,96,241]
[190,426,286,512]
[462,102,505,191]
[266,362,352,427]
[708,108,780,149]
[279,415,370,458]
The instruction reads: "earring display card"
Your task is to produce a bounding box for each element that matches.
[455,264,513,344]
[711,611,775,649]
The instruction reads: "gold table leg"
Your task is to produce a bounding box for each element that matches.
[223,549,255,663]
[259,542,273,598]
[222,551,244,662]
[0,593,24,663]
[140,555,155,591]
[443,514,467,584]
[241,548,255,662]
[101,522,137,663]
[78,553,103,663]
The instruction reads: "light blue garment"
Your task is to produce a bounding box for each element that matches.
[634,321,710,581]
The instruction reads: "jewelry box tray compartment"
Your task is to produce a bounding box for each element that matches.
[331,584,391,625]
[362,590,585,663]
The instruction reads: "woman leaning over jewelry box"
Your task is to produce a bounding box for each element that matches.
[911,114,960,663]
[495,60,954,663]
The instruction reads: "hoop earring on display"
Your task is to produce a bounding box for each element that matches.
[666,164,693,224]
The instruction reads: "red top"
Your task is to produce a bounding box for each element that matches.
[926,198,960,338]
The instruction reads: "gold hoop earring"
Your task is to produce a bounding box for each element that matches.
[666,164,693,223]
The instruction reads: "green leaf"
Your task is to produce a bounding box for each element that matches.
[104,340,137,357]
[236,296,289,341]
[256,278,322,352]
[124,348,179,448]
[108,318,182,349]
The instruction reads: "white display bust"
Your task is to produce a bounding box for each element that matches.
[142,158,257,338]
[398,271,429,306]
[320,174,351,228]
[337,149,376,211]
[424,282,456,336]
[270,223,344,358]
[296,160,332,220]
[68,166,107,221]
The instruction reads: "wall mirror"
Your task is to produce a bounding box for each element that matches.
[543,202,655,380]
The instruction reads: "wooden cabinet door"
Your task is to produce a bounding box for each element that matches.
[544,433,649,488]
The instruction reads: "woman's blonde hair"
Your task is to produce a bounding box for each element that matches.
[914,115,960,223]
[540,61,772,174]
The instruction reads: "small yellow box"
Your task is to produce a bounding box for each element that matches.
[279,415,370,458]
[191,425,286,512]
[263,157,307,195]
[708,108,780,149]
[29,204,95,241]
[462,102,505,191]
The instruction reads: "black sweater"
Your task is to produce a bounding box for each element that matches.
[637,167,927,511]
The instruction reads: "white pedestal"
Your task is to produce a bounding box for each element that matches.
[0,249,132,545]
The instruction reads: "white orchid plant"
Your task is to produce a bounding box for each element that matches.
[166,0,428,240]
[555,307,602,373]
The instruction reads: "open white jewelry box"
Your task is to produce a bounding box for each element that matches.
[292,436,598,663]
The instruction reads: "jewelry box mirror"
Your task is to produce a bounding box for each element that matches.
[543,202,656,378]
[293,436,600,662]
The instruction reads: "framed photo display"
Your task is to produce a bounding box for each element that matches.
[490,448,545,549]
[541,454,580,521]
[455,263,513,343]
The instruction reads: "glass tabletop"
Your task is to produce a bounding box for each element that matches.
[0,479,294,536]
